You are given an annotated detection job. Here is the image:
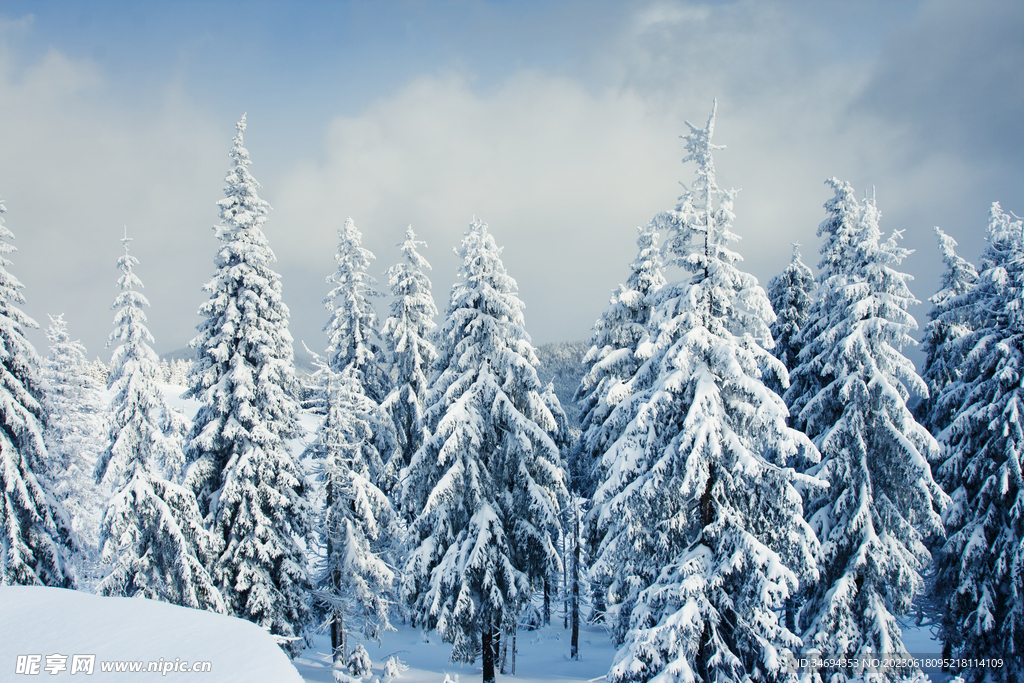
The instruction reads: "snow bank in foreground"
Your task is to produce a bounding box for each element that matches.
[0,586,303,682]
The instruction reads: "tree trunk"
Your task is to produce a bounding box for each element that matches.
[511,627,516,675]
[570,498,580,660]
[331,613,342,664]
[499,626,508,674]
[563,523,570,629]
[543,578,551,626]
[482,624,495,683]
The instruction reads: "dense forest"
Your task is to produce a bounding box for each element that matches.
[1,105,1017,683]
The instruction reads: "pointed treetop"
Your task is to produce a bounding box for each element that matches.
[399,225,431,271]
[116,227,143,294]
[680,98,725,193]
[791,241,803,260]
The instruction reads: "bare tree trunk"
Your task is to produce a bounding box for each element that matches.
[499,625,508,674]
[331,612,343,664]
[543,578,551,626]
[563,522,570,629]
[571,497,581,660]
[482,624,495,683]
[511,627,517,675]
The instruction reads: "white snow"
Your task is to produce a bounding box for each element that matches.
[0,585,303,682]
[293,621,617,683]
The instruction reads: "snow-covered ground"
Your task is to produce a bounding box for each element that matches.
[294,621,616,683]
[0,585,303,682]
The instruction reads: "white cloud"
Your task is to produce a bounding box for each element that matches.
[272,71,683,345]
[0,44,224,357]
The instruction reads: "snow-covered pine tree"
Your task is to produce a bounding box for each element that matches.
[574,221,665,494]
[94,232,223,612]
[932,203,1024,683]
[916,227,978,437]
[766,241,814,396]
[324,217,389,402]
[588,103,820,683]
[794,182,948,683]
[402,220,568,683]
[380,226,437,487]
[306,367,395,664]
[785,179,863,432]
[183,116,312,654]
[41,314,105,558]
[0,194,75,588]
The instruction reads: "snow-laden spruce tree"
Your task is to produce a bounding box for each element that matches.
[932,203,1024,683]
[306,366,396,664]
[402,219,568,683]
[793,181,947,683]
[380,226,437,486]
[41,314,105,558]
[0,194,75,588]
[589,103,820,683]
[184,115,311,654]
[574,221,665,493]
[324,216,389,402]
[766,241,814,395]
[916,227,978,437]
[95,233,223,612]
[785,180,863,431]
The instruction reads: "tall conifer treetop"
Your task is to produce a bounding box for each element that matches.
[381,226,437,401]
[324,216,387,401]
[380,226,438,476]
[590,103,820,683]
[918,227,979,436]
[185,114,300,512]
[0,194,74,588]
[766,241,814,383]
[96,231,186,486]
[575,221,665,491]
[184,116,311,655]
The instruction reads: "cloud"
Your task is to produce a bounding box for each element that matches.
[0,42,225,358]
[858,0,1024,165]
[2,0,1020,364]
[272,71,683,347]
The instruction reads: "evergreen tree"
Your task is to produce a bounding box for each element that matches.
[41,314,105,559]
[766,241,814,395]
[306,367,396,664]
[402,220,568,683]
[933,203,1024,683]
[94,232,223,612]
[321,216,400,494]
[184,116,312,654]
[380,226,437,489]
[785,180,863,431]
[574,221,665,494]
[793,181,947,683]
[917,227,978,436]
[591,103,820,683]
[324,217,389,402]
[0,194,75,588]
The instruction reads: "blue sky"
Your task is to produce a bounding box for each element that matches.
[0,0,1021,367]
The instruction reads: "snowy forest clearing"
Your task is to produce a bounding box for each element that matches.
[294,622,616,683]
